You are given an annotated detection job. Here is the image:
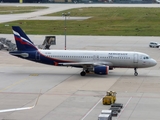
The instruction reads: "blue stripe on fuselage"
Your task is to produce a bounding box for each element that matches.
[10,50,79,67]
[38,51,76,65]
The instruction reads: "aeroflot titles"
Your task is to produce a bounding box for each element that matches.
[108,53,128,55]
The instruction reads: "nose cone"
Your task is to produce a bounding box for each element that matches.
[151,59,157,66]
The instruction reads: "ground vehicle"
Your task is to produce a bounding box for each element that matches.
[101,110,112,115]
[101,109,118,117]
[38,36,56,50]
[109,107,121,113]
[98,114,112,120]
[0,38,16,51]
[111,103,123,108]
[102,91,117,105]
[149,42,160,48]
[0,43,4,50]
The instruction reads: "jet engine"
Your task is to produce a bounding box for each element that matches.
[94,66,109,75]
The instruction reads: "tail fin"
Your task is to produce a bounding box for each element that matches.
[12,26,37,51]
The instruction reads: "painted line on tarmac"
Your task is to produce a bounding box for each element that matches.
[81,98,102,120]
[0,77,30,92]
[116,97,132,120]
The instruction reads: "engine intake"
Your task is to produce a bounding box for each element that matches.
[94,66,109,75]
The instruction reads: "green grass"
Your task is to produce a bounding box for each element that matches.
[1,7,160,36]
[0,6,48,14]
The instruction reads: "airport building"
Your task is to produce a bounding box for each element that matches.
[1,0,154,3]
[2,0,42,2]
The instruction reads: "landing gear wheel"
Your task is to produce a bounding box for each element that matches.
[80,71,86,76]
[134,68,138,76]
[134,72,138,76]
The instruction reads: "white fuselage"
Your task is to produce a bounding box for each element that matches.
[39,50,156,68]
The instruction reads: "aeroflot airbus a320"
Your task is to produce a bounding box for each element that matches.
[9,26,157,76]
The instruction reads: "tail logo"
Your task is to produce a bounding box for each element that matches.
[12,26,37,51]
[13,30,34,47]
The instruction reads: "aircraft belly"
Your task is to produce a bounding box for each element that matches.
[112,60,134,68]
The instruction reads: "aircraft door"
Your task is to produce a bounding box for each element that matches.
[133,54,138,63]
[36,51,40,60]
[133,53,138,66]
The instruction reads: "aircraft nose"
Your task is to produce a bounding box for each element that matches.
[151,59,157,66]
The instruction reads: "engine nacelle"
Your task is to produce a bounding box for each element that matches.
[94,66,109,75]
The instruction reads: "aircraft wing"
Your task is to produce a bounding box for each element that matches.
[59,62,113,66]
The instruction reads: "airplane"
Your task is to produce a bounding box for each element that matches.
[9,26,157,76]
[156,0,160,3]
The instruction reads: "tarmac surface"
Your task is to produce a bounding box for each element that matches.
[0,3,160,120]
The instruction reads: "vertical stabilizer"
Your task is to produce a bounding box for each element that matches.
[12,26,37,51]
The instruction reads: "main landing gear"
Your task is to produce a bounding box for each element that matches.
[80,71,86,76]
[80,69,90,76]
[134,68,138,76]
[81,68,139,76]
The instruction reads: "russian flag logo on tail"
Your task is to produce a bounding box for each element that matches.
[12,26,37,51]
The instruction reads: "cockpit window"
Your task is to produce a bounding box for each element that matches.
[143,56,149,59]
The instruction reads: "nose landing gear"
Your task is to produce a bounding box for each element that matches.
[134,68,138,76]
